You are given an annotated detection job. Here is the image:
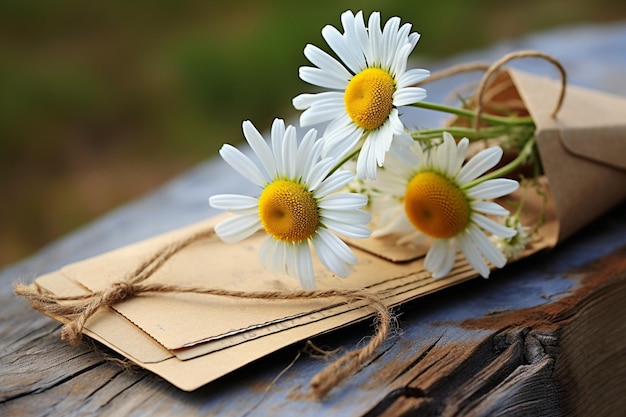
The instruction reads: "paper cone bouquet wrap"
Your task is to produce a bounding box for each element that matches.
[15,10,626,398]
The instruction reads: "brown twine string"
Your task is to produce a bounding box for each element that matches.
[14,226,390,399]
[412,51,567,131]
[415,61,491,86]
[473,50,567,130]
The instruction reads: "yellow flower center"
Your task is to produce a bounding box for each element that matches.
[344,67,395,130]
[404,171,470,239]
[258,180,319,243]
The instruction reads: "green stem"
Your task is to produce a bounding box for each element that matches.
[411,125,511,142]
[412,101,534,126]
[328,148,360,177]
[462,136,536,189]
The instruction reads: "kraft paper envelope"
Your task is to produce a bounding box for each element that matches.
[490,69,626,243]
[31,250,493,391]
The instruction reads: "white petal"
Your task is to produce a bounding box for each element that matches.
[271,119,286,173]
[318,193,367,210]
[322,208,371,225]
[242,120,276,178]
[214,214,261,243]
[292,93,314,110]
[312,229,356,277]
[294,243,316,289]
[321,24,363,74]
[299,66,348,90]
[408,32,420,49]
[366,123,393,167]
[313,169,353,196]
[452,137,469,175]
[285,244,298,281]
[388,110,407,135]
[425,239,455,279]
[390,41,412,77]
[393,87,427,106]
[381,16,401,70]
[457,146,503,185]
[435,132,457,177]
[295,128,319,180]
[282,125,297,179]
[219,144,267,187]
[439,244,458,279]
[209,194,258,212]
[366,12,383,65]
[396,68,430,88]
[472,213,517,238]
[271,118,286,144]
[291,91,330,110]
[259,236,284,274]
[321,121,362,160]
[271,240,289,276]
[299,100,347,126]
[351,11,370,59]
[424,240,445,273]
[467,224,507,268]
[467,178,519,200]
[293,91,344,110]
[305,157,337,192]
[303,44,353,82]
[471,201,510,216]
[356,136,377,180]
[458,233,490,278]
[323,218,371,239]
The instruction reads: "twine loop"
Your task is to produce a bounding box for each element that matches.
[57,280,139,345]
[474,50,567,130]
[417,50,567,130]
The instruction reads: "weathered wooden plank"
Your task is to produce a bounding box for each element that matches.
[7,206,625,416]
[2,22,626,417]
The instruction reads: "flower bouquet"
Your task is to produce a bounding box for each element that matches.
[16,10,626,398]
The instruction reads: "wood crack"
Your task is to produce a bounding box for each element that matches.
[97,373,147,410]
[365,327,560,417]
[362,387,426,417]
[390,334,444,384]
[0,360,106,404]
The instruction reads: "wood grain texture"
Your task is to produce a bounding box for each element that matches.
[2,22,626,417]
[3,205,625,416]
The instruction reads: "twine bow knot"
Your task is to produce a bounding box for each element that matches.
[14,227,391,398]
[61,280,140,345]
[107,280,138,302]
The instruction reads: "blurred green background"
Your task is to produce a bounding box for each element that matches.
[2,0,626,267]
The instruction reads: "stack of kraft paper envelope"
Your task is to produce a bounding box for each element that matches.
[27,70,626,391]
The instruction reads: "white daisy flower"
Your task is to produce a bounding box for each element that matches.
[371,132,519,278]
[292,10,430,180]
[209,119,371,289]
